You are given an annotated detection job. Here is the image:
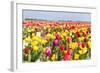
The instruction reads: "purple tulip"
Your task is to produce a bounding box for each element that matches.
[53,39,59,46]
[45,47,51,56]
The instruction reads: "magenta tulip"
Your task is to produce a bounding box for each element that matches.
[53,39,59,46]
[45,47,51,56]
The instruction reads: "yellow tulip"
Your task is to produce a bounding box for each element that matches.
[62,32,67,37]
[69,42,78,50]
[78,37,84,42]
[79,46,83,50]
[74,53,79,60]
[31,41,38,46]
[77,29,81,32]
[79,50,83,54]
[32,36,41,42]
[41,39,47,45]
[82,47,88,54]
[61,35,64,39]
[24,36,32,43]
[87,41,91,49]
[33,46,39,52]
[46,33,55,39]
[79,47,87,54]
[82,27,87,32]
[51,54,57,61]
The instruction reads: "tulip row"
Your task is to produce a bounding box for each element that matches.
[23,20,91,62]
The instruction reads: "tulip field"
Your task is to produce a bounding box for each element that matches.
[22,19,91,62]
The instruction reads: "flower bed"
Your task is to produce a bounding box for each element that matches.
[23,20,91,62]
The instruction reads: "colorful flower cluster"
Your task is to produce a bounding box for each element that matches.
[23,20,91,62]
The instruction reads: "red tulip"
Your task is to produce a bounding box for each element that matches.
[63,54,71,60]
[67,48,73,55]
[71,26,75,29]
[23,48,30,54]
[60,44,65,52]
[82,42,86,48]
[67,37,72,43]
[76,32,81,37]
[55,33,61,40]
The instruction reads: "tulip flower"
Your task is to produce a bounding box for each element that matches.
[23,48,30,54]
[45,47,52,56]
[78,37,84,42]
[74,53,79,60]
[79,50,83,54]
[55,34,61,40]
[87,41,91,49]
[67,37,72,43]
[31,41,38,46]
[51,54,57,61]
[82,42,86,48]
[41,39,47,45]
[69,42,78,50]
[79,47,88,54]
[76,32,81,37]
[78,42,82,47]
[67,48,73,55]
[24,36,32,43]
[33,46,39,52]
[63,53,71,60]
[53,39,59,46]
[60,44,65,52]
[32,36,41,42]
[46,33,55,39]
[83,47,88,53]
[62,32,67,37]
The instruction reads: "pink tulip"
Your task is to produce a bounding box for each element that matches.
[45,47,51,56]
[53,39,59,46]
[63,54,71,60]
